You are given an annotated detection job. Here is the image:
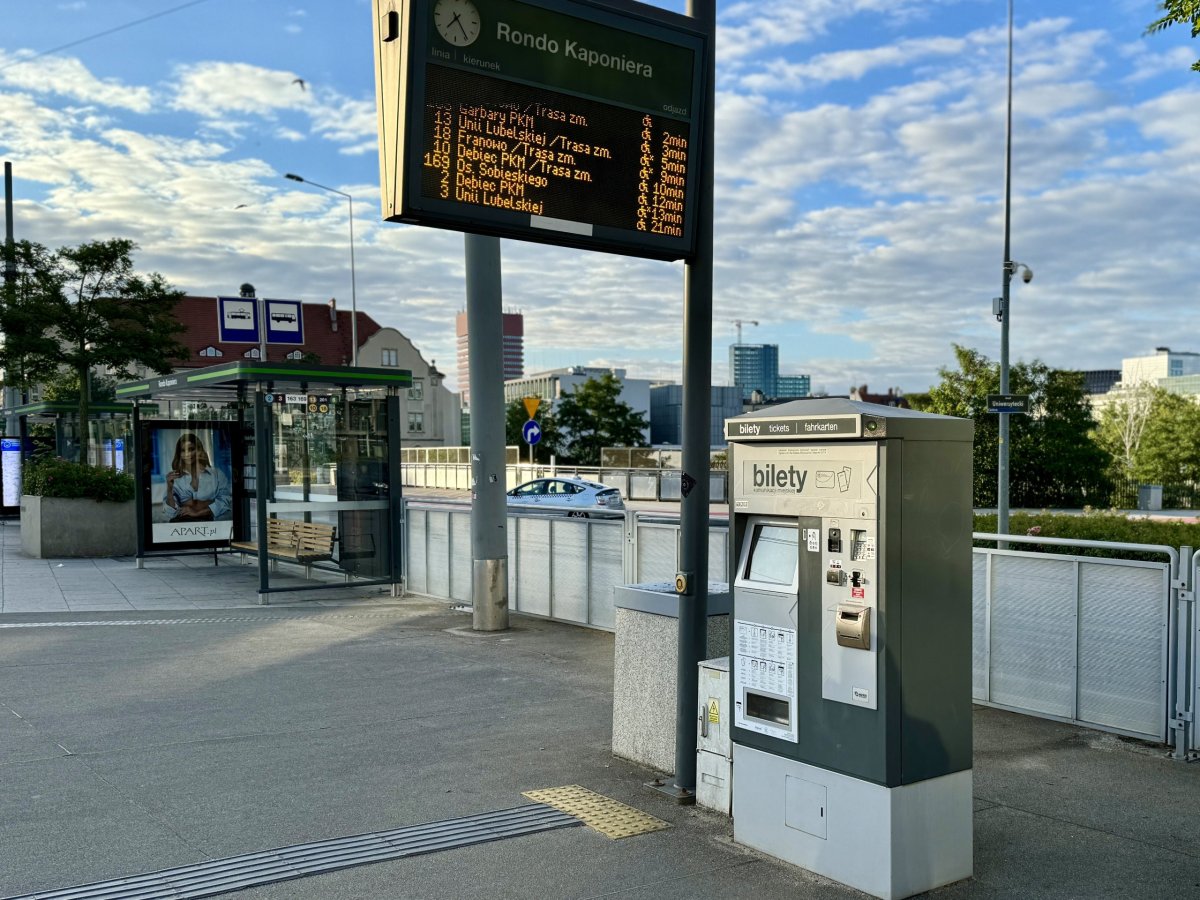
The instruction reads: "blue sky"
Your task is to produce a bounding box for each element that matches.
[1,0,1197,395]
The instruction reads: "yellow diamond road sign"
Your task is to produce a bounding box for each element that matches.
[523,397,540,419]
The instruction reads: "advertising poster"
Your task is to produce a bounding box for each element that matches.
[145,423,237,549]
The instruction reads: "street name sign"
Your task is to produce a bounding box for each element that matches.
[987,394,1031,414]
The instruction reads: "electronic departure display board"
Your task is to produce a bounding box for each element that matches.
[372,0,707,261]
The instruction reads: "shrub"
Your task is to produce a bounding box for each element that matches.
[23,457,135,503]
[974,510,1200,562]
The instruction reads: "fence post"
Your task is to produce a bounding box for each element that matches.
[1170,546,1197,759]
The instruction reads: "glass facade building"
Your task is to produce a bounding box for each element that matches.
[730,344,779,400]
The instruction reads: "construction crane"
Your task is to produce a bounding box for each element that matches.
[730,319,759,344]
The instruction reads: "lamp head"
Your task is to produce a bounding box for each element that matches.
[285,173,304,182]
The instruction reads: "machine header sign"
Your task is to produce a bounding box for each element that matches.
[725,415,877,442]
[371,0,707,260]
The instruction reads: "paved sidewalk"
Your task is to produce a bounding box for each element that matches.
[0,520,398,614]
[1,519,1199,899]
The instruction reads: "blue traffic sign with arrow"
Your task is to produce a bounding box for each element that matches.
[522,419,542,445]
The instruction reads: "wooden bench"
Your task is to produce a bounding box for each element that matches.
[231,519,337,577]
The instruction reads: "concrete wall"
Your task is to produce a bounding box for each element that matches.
[21,495,136,558]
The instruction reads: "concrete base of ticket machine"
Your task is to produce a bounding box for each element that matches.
[734,745,972,900]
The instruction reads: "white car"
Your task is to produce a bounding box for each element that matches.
[506,477,624,517]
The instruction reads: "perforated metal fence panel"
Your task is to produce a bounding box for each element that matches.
[635,525,678,583]
[450,512,471,602]
[407,508,427,594]
[427,510,451,599]
[551,519,589,623]
[1077,561,1167,737]
[589,524,624,629]
[516,517,551,617]
[973,548,1168,741]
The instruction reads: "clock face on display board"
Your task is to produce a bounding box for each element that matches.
[434,0,481,47]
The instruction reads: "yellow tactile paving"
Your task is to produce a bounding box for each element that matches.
[522,785,671,840]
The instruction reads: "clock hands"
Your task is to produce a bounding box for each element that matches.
[450,12,470,39]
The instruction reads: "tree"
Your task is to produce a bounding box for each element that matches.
[1098,388,1200,484]
[553,373,649,466]
[1146,0,1200,73]
[1094,381,1165,477]
[909,345,1110,509]
[0,238,188,460]
[504,395,562,463]
[1136,393,1200,483]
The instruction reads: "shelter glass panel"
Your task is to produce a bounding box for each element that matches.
[265,394,393,580]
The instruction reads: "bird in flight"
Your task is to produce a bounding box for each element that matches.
[292,78,306,91]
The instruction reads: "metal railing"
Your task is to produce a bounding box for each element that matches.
[400,501,1197,756]
[975,532,1193,758]
[400,462,728,502]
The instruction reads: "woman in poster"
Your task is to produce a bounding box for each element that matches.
[163,432,232,521]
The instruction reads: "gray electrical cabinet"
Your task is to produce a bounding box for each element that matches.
[725,399,974,900]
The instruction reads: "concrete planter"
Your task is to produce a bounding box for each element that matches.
[20,495,137,558]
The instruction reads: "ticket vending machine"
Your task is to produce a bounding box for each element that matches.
[725,399,974,900]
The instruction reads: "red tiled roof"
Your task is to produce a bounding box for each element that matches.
[171,296,381,367]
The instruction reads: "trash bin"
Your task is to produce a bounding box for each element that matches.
[1138,484,1163,511]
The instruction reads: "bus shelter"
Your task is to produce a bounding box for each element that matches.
[2,401,136,516]
[115,361,411,601]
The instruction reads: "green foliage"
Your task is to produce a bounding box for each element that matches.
[504,396,561,463]
[23,457,135,503]
[1095,387,1200,484]
[1146,0,1200,72]
[553,373,649,466]
[910,345,1110,507]
[41,371,118,403]
[1132,392,1200,483]
[974,510,1200,562]
[0,238,188,460]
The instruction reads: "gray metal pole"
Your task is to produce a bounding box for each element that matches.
[254,387,271,603]
[347,194,359,366]
[465,233,508,631]
[998,0,1014,546]
[4,161,18,436]
[663,0,716,802]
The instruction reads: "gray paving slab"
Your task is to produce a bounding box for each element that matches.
[1,518,1199,899]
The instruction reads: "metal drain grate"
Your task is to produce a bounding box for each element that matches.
[522,785,671,839]
[3,804,580,900]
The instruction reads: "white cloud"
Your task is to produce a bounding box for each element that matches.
[2,5,1198,399]
[0,52,154,112]
[171,62,311,117]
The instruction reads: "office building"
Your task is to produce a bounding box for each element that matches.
[650,383,743,446]
[1080,370,1120,395]
[456,309,523,407]
[776,374,812,398]
[730,343,779,400]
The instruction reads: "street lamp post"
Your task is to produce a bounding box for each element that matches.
[285,173,359,366]
[997,0,1032,542]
